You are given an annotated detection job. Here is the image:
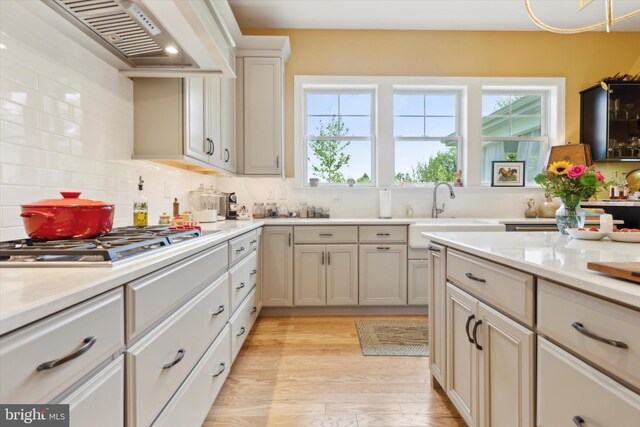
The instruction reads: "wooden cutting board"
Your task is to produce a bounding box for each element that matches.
[587,262,640,284]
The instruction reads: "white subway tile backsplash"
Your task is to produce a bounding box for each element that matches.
[0,0,214,239]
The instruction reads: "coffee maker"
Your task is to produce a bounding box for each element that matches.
[223,192,238,220]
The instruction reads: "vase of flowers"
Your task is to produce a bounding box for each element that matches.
[534,161,610,234]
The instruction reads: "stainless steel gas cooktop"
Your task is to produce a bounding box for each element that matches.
[0,226,207,267]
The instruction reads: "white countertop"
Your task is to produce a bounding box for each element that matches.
[0,221,264,336]
[422,231,640,309]
[582,200,640,207]
[260,217,614,225]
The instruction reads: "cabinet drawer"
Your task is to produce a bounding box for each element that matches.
[126,243,228,340]
[537,337,640,426]
[229,288,260,362]
[294,226,358,244]
[153,326,231,427]
[59,356,124,427]
[229,250,258,313]
[538,280,640,389]
[447,250,534,326]
[0,289,124,404]
[229,230,258,264]
[127,275,230,427]
[359,226,407,243]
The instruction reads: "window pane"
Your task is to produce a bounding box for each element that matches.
[394,116,424,137]
[511,116,542,137]
[425,94,456,116]
[481,140,545,184]
[307,94,338,115]
[307,139,372,184]
[395,140,458,183]
[307,115,338,137]
[482,115,510,137]
[394,94,424,116]
[426,117,456,137]
[482,95,513,116]
[513,95,542,115]
[341,116,371,137]
[339,94,371,115]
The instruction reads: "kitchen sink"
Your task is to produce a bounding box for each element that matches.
[408,219,506,248]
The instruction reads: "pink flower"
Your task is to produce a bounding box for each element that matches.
[595,170,605,182]
[567,164,588,178]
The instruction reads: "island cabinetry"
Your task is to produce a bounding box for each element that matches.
[537,337,640,426]
[445,282,534,427]
[427,243,446,389]
[537,279,640,390]
[261,226,294,306]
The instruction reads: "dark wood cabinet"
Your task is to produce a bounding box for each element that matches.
[580,82,640,161]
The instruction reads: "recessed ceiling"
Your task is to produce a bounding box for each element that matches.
[228,0,640,32]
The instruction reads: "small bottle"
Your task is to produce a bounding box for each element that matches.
[622,174,630,199]
[609,172,620,199]
[133,176,148,227]
[173,197,180,217]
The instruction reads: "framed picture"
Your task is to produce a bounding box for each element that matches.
[491,161,525,187]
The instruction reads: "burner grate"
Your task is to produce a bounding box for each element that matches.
[0,226,201,264]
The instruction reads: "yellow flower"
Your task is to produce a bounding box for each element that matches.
[547,161,573,176]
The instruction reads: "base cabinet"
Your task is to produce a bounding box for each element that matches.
[408,259,429,305]
[262,227,293,306]
[537,337,640,426]
[294,244,358,306]
[446,282,534,427]
[359,245,407,305]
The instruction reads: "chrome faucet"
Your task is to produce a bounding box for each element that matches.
[432,181,456,218]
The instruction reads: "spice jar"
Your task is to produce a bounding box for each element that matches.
[252,203,265,219]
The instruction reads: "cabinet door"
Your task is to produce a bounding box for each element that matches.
[243,57,283,175]
[446,283,478,427]
[261,227,293,306]
[477,303,534,427]
[428,244,446,389]
[359,245,407,306]
[205,78,223,168]
[221,75,236,173]
[294,245,326,306]
[184,77,208,162]
[408,259,429,306]
[326,244,358,306]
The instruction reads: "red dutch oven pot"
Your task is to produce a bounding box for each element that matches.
[20,192,115,240]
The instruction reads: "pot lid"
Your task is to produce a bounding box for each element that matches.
[21,192,114,208]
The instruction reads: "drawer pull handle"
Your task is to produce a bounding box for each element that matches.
[250,240,257,244]
[212,362,226,378]
[250,269,257,276]
[319,233,333,237]
[36,336,97,371]
[322,252,325,265]
[236,247,245,253]
[571,322,629,349]
[377,246,391,250]
[465,315,475,344]
[237,327,246,337]
[427,245,441,252]
[472,320,483,351]
[251,306,257,314]
[236,283,246,291]
[376,233,391,236]
[572,416,585,426]
[210,305,225,316]
[162,349,186,370]
[465,272,486,283]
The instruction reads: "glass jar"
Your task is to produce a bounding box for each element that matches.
[278,205,290,218]
[266,203,278,218]
[308,206,316,218]
[252,203,265,219]
[322,208,330,218]
[298,203,308,218]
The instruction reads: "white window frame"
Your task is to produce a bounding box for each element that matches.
[303,87,377,187]
[294,76,565,188]
[393,88,463,184]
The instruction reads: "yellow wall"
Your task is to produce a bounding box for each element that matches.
[243,29,640,178]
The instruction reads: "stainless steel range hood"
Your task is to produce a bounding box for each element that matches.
[43,0,196,69]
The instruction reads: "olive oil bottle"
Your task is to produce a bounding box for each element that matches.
[133,176,148,227]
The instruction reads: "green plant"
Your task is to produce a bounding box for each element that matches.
[409,148,457,183]
[534,161,610,207]
[308,116,351,183]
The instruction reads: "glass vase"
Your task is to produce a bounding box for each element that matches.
[555,200,586,234]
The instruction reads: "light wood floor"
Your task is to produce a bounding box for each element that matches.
[203,315,464,427]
